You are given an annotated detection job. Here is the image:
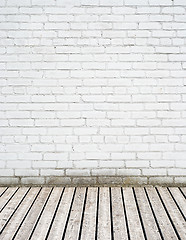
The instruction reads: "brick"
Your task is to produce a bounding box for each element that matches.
[86,152,110,160]
[174,0,186,5]
[21,177,45,185]
[125,144,148,151]
[151,160,174,167]
[149,0,172,5]
[100,0,123,6]
[44,153,68,161]
[126,161,149,168]
[7,161,31,168]
[0,169,14,176]
[31,145,55,152]
[0,177,19,185]
[142,169,167,176]
[162,7,185,14]
[74,161,98,168]
[33,161,56,168]
[9,119,34,126]
[137,7,160,13]
[117,169,141,176]
[20,7,42,14]
[174,177,186,185]
[168,169,186,176]
[15,169,39,176]
[66,169,90,176]
[40,169,65,176]
[149,177,173,185]
[46,177,71,185]
[125,0,148,5]
[7,0,31,6]
[32,0,55,6]
[92,169,116,176]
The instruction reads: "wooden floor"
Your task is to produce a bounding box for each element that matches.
[0,187,185,240]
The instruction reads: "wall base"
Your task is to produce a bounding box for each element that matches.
[0,176,185,187]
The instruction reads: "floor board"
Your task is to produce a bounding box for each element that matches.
[80,187,97,240]
[97,187,111,240]
[0,187,185,240]
[123,187,145,240]
[111,187,128,240]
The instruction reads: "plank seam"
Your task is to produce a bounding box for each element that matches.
[95,187,100,240]
[178,187,186,199]
[78,187,88,240]
[0,187,8,198]
[132,187,147,240]
[167,187,186,221]
[109,188,114,240]
[121,188,130,240]
[61,187,77,240]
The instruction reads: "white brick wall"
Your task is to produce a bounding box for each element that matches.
[0,0,186,185]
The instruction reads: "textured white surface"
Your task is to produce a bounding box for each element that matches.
[0,0,186,185]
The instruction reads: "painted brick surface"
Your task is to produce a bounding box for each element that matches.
[0,0,186,185]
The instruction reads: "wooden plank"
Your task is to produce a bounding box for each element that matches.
[0,188,40,239]
[168,187,186,217]
[63,187,86,240]
[0,187,29,233]
[123,187,145,240]
[111,187,128,240]
[157,187,186,239]
[0,187,18,212]
[146,187,178,240]
[80,187,97,240]
[180,187,186,198]
[134,187,161,240]
[47,187,75,240]
[14,187,52,240]
[30,187,63,239]
[97,187,111,240]
[0,187,7,197]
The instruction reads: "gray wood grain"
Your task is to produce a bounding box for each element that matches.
[134,187,161,240]
[30,187,63,239]
[0,187,7,197]
[0,187,184,240]
[0,188,40,239]
[169,187,186,217]
[47,187,75,240]
[80,187,97,240]
[123,187,145,240]
[146,187,178,240]
[180,187,186,197]
[0,188,29,234]
[14,187,52,240]
[64,187,86,240]
[97,187,111,240]
[112,187,128,240]
[0,187,18,212]
[157,187,186,239]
